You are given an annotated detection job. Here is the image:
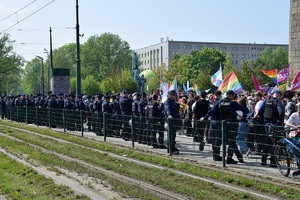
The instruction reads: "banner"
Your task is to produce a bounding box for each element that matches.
[277,64,290,83]
[291,69,300,91]
[251,74,265,92]
[261,69,277,84]
[211,64,222,87]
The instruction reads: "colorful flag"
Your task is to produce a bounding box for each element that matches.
[261,69,277,84]
[211,64,222,87]
[291,69,300,91]
[169,76,177,92]
[217,71,243,96]
[251,74,265,92]
[160,83,168,103]
[277,64,290,83]
[286,82,291,91]
[205,88,211,93]
[193,82,201,95]
[266,87,272,97]
[182,82,188,94]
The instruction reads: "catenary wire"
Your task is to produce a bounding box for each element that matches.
[0,0,37,22]
[0,0,56,34]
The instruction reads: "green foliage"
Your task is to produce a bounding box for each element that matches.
[0,33,24,93]
[149,64,167,86]
[185,47,225,81]
[195,67,213,91]
[51,43,77,77]
[223,52,237,77]
[81,33,132,81]
[21,58,44,95]
[238,61,254,92]
[70,77,76,94]
[82,75,100,95]
[255,47,288,70]
[165,54,187,84]
[101,68,137,94]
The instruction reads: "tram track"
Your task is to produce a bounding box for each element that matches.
[0,122,297,199]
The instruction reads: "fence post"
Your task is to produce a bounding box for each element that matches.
[167,118,172,156]
[10,105,12,120]
[16,106,19,122]
[131,115,135,147]
[48,108,51,129]
[36,107,39,126]
[25,106,28,124]
[222,120,226,167]
[103,112,107,141]
[80,110,84,137]
[63,109,66,132]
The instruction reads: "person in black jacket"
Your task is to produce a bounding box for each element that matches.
[193,91,210,151]
[164,90,180,154]
[120,90,133,141]
[201,90,245,164]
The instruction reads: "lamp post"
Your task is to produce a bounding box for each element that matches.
[75,0,81,97]
[36,56,45,95]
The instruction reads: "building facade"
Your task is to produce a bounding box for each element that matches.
[135,40,288,70]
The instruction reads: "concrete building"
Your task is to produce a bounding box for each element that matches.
[135,39,288,70]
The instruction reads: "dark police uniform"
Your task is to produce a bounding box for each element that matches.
[119,91,133,141]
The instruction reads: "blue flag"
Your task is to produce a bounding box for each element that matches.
[182,83,188,94]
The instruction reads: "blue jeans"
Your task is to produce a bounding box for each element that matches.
[236,121,250,154]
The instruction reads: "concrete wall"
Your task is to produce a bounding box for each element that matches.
[289,0,300,76]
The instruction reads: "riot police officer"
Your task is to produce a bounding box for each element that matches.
[139,92,148,144]
[119,90,133,141]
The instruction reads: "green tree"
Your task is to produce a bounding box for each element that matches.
[82,75,100,95]
[148,64,167,89]
[0,33,23,93]
[81,33,132,81]
[255,47,288,70]
[165,54,187,84]
[185,47,225,81]
[100,68,137,94]
[21,58,43,95]
[195,67,213,90]
[238,61,254,92]
[223,52,237,77]
[51,43,77,77]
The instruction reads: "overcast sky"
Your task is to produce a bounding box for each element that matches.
[0,0,290,62]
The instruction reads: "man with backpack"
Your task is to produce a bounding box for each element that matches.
[261,90,284,167]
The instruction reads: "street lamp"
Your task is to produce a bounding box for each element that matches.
[36,55,45,95]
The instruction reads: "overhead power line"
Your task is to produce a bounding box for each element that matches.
[0,0,37,22]
[1,0,56,34]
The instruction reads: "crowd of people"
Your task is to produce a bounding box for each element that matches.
[1,88,300,174]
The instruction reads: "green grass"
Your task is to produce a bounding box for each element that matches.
[0,152,88,200]
[0,120,299,199]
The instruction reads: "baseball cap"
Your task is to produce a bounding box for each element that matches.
[226,90,236,95]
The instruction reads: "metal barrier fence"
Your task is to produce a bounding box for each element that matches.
[0,105,298,172]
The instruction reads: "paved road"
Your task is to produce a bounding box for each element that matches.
[60,128,291,179]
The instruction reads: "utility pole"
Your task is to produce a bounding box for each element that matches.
[49,27,53,92]
[75,0,81,97]
[36,56,44,95]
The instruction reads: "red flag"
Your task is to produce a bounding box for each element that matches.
[291,69,300,91]
[277,64,290,83]
[251,74,265,92]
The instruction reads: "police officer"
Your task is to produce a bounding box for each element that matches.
[193,91,210,151]
[64,94,76,130]
[113,93,122,137]
[102,94,114,136]
[119,90,133,141]
[201,90,245,164]
[164,90,180,154]
[93,93,103,136]
[261,90,284,167]
[132,93,141,142]
[75,94,86,131]
[139,92,148,144]
[0,96,6,119]
[148,94,166,148]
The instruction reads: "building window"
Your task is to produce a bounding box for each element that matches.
[147,52,149,56]
[242,54,245,58]
[231,47,235,51]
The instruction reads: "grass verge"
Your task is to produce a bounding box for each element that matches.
[0,120,299,199]
[0,152,89,200]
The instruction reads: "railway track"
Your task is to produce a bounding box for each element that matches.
[0,122,297,200]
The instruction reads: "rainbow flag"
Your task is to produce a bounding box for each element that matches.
[217,71,243,96]
[193,82,201,95]
[261,69,277,84]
